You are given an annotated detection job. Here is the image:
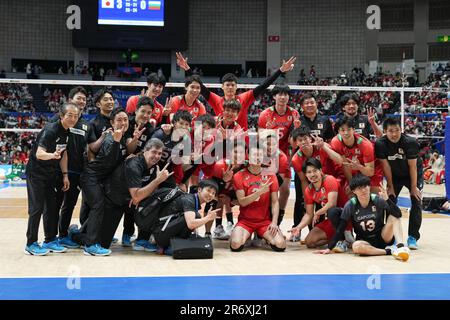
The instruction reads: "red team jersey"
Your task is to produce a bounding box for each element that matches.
[291,147,331,176]
[208,90,255,131]
[258,106,300,155]
[263,150,291,179]
[303,175,348,208]
[125,95,164,124]
[330,133,382,185]
[233,169,279,222]
[170,95,206,123]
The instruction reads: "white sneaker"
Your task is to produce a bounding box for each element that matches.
[213,225,229,240]
[225,221,234,236]
[392,245,410,262]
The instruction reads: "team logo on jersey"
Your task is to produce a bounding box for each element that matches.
[372,206,377,212]
[359,123,365,128]
[398,148,404,154]
[193,107,198,113]
[102,126,106,132]
[262,175,268,181]
[321,187,326,193]
[288,116,292,121]
[245,175,250,180]
[355,149,361,155]
[82,124,88,131]
[141,135,147,140]
[155,109,160,113]
[317,123,323,129]
[149,167,155,175]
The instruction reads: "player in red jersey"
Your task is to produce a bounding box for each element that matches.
[289,126,344,239]
[331,116,382,193]
[168,75,206,123]
[206,142,247,239]
[258,84,300,156]
[260,131,292,225]
[231,146,286,252]
[176,52,296,130]
[126,73,167,126]
[290,158,351,249]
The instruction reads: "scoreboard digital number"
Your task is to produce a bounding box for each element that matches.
[98,0,165,27]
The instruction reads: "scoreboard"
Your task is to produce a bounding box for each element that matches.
[98,0,165,27]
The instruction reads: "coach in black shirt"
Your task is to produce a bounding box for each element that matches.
[79,108,129,256]
[24,102,80,256]
[375,117,423,249]
[334,92,381,139]
[49,87,97,247]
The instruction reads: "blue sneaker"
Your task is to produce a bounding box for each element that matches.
[122,234,133,247]
[42,240,67,253]
[133,240,158,252]
[58,236,80,249]
[24,242,49,256]
[407,236,418,250]
[83,244,111,256]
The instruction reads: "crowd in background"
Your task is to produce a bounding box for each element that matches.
[1,71,448,183]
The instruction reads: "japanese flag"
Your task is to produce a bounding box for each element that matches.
[101,0,114,9]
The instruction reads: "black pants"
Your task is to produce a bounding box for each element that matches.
[72,197,126,249]
[153,215,189,249]
[122,206,135,236]
[79,196,90,226]
[54,172,81,237]
[26,175,58,245]
[391,172,424,240]
[293,173,309,228]
[80,177,105,246]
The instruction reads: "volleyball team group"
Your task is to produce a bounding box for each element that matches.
[24,53,422,261]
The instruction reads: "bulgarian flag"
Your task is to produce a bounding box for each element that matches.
[148,1,161,10]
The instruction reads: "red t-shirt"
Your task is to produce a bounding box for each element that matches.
[170,95,206,123]
[303,175,347,208]
[330,133,374,177]
[208,90,255,130]
[233,169,279,222]
[126,95,164,124]
[258,106,300,155]
[263,150,291,179]
[291,147,331,175]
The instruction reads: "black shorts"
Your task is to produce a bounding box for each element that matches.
[357,233,395,249]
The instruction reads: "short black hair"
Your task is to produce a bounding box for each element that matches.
[172,110,192,124]
[349,174,371,191]
[68,86,87,100]
[93,88,114,106]
[185,75,202,87]
[383,117,401,130]
[109,107,127,121]
[272,84,290,96]
[136,96,154,110]
[223,99,242,112]
[221,73,238,84]
[146,73,166,86]
[292,126,311,141]
[335,115,356,131]
[299,93,316,106]
[302,157,322,174]
[196,114,216,128]
[339,92,360,109]
[199,179,219,193]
